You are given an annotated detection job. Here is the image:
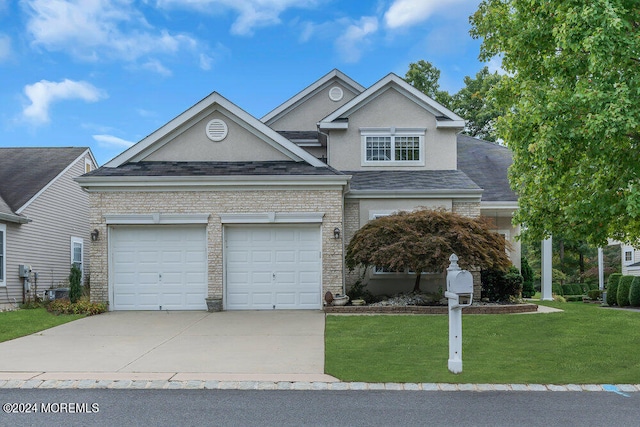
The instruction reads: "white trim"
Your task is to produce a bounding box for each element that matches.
[220,212,324,224]
[361,128,426,166]
[623,245,635,266]
[0,224,5,287]
[17,149,93,214]
[261,69,365,124]
[71,236,84,279]
[317,121,348,130]
[346,190,482,199]
[104,213,210,225]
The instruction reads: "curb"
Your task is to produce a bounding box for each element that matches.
[1,380,638,392]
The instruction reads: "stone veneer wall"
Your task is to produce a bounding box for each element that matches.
[88,189,344,305]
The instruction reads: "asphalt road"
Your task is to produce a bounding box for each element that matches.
[1,389,638,426]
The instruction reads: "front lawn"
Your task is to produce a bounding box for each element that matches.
[325,302,640,384]
[0,308,84,343]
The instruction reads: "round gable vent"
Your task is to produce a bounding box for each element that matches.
[205,119,228,141]
[329,86,344,102]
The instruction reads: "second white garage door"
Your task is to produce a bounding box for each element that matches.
[111,225,207,310]
[225,225,322,310]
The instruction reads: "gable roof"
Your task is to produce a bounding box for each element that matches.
[0,147,92,222]
[105,92,326,168]
[318,73,465,130]
[456,134,517,203]
[261,69,366,125]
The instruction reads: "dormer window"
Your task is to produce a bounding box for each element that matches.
[361,128,425,166]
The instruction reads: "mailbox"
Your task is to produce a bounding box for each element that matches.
[448,270,473,295]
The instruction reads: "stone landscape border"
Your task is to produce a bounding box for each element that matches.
[324,303,539,314]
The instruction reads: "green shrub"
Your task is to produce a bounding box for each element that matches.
[587,289,603,301]
[521,258,535,298]
[606,273,622,306]
[617,276,634,307]
[69,264,82,304]
[572,284,584,295]
[564,295,584,302]
[629,277,640,307]
[481,266,523,302]
[561,284,573,295]
[47,298,107,316]
[552,284,563,296]
[346,280,379,304]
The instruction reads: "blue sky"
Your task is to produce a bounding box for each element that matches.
[0,0,496,165]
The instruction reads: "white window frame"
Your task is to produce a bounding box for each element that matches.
[71,237,84,280]
[624,247,635,265]
[84,158,92,174]
[361,127,426,166]
[0,224,5,287]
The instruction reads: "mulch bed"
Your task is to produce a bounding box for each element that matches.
[324,303,538,315]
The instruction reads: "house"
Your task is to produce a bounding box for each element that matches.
[76,70,519,311]
[621,244,640,276]
[0,147,98,309]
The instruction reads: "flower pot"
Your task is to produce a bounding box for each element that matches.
[205,298,223,312]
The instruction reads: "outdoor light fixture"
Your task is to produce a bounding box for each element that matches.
[91,229,99,241]
[333,227,340,239]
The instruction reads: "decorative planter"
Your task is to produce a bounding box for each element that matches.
[205,298,223,312]
[332,295,349,306]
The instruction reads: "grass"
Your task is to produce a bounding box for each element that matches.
[325,301,640,384]
[0,308,84,343]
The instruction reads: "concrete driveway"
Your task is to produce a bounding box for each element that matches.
[0,311,336,382]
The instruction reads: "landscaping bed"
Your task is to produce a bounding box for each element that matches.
[324,303,538,314]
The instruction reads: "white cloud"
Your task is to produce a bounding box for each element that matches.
[22,79,106,124]
[0,34,10,61]
[199,53,213,70]
[92,134,135,148]
[156,0,319,36]
[384,0,468,29]
[141,59,172,76]
[23,0,200,62]
[335,16,378,63]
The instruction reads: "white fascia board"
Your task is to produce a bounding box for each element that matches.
[76,174,350,191]
[220,212,324,224]
[261,69,365,124]
[105,92,326,168]
[105,213,210,225]
[17,148,92,214]
[480,201,518,210]
[317,121,348,130]
[0,212,31,224]
[436,120,466,128]
[346,189,483,199]
[319,73,466,127]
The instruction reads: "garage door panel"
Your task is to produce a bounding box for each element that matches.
[226,225,321,310]
[111,226,207,311]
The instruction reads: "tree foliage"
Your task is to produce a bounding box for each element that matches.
[345,209,512,292]
[69,264,82,304]
[471,1,640,246]
[404,60,452,107]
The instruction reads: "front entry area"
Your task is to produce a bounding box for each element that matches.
[110,225,207,310]
[225,225,322,310]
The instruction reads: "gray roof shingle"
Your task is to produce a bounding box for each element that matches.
[0,147,88,212]
[85,161,344,177]
[344,170,481,192]
[456,134,517,202]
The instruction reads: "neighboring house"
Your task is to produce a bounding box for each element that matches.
[77,70,519,311]
[0,147,98,308]
[621,244,640,276]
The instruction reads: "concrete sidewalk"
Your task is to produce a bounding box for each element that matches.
[0,310,337,383]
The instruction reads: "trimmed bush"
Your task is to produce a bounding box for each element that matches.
[69,264,82,304]
[481,266,523,302]
[561,284,573,295]
[521,258,535,298]
[617,276,634,307]
[587,289,603,301]
[629,277,640,307]
[552,284,563,296]
[606,273,622,306]
[571,284,584,295]
[47,298,107,316]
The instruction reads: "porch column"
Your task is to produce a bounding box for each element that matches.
[541,237,553,301]
[598,247,604,290]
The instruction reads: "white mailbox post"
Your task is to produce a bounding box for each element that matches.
[445,254,473,374]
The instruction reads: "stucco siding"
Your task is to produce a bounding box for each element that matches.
[269,80,358,131]
[328,88,458,171]
[144,110,291,162]
[0,154,92,306]
[88,188,344,306]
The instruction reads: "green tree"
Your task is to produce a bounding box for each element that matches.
[471,1,640,246]
[520,257,535,298]
[345,209,512,292]
[404,60,452,107]
[450,67,504,142]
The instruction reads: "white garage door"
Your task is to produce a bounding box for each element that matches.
[225,225,322,310]
[111,225,207,310]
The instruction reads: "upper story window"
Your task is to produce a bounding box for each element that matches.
[624,247,634,265]
[361,128,425,166]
